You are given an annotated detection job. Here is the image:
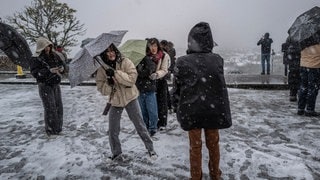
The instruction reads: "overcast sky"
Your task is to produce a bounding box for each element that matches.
[1,0,319,56]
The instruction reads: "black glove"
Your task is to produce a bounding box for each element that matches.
[107,77,114,85]
[105,68,115,77]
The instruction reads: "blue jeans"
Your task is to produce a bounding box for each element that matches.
[138,92,158,133]
[261,54,270,74]
[298,67,320,112]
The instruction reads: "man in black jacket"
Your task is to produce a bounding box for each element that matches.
[257,32,273,75]
[172,22,232,180]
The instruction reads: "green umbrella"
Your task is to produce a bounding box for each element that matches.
[119,39,147,66]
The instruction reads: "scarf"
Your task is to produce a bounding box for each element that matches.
[150,50,164,64]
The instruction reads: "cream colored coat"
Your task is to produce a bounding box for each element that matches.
[154,52,170,79]
[300,44,320,68]
[96,58,139,107]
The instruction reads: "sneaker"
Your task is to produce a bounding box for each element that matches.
[297,110,304,116]
[148,150,158,160]
[158,126,166,131]
[289,96,297,102]
[108,153,122,161]
[261,72,265,75]
[304,111,320,117]
[149,131,156,137]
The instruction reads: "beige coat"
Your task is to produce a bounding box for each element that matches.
[300,44,320,68]
[96,58,139,107]
[155,52,170,79]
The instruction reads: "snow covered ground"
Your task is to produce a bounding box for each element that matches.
[0,84,319,179]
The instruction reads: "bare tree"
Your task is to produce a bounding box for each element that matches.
[6,0,86,51]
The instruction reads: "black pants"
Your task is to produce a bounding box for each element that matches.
[288,64,300,96]
[38,83,63,134]
[156,79,168,127]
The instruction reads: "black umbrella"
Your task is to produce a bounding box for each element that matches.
[288,6,320,49]
[0,22,32,69]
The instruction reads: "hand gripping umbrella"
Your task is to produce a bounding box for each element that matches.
[0,22,32,69]
[68,30,127,88]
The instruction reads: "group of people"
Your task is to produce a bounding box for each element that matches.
[94,22,232,179]
[258,32,320,117]
[30,22,232,179]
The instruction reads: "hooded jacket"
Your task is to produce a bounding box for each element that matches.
[30,37,64,85]
[172,22,232,131]
[96,46,139,107]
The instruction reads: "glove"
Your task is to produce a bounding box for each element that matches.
[107,77,114,85]
[50,67,59,74]
[105,68,115,77]
[58,66,64,72]
[149,73,158,80]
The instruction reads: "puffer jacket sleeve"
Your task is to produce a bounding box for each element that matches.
[96,66,112,96]
[114,58,138,87]
[156,52,170,79]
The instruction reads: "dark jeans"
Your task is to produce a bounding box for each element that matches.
[38,83,63,134]
[156,79,168,127]
[138,91,158,133]
[261,54,270,74]
[298,67,320,112]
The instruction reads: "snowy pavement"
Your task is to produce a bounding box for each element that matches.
[0,84,319,179]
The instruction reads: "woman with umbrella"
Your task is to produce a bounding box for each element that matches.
[95,43,157,160]
[30,37,65,136]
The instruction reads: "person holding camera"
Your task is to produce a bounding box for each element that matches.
[257,32,273,75]
[95,43,157,161]
[30,37,65,136]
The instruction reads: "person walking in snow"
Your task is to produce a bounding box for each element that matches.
[95,43,157,160]
[30,37,65,136]
[257,32,273,75]
[172,22,232,180]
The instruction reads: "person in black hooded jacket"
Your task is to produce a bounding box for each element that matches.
[172,22,232,180]
[30,37,65,136]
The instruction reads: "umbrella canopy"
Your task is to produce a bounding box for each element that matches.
[288,6,320,44]
[0,22,32,69]
[68,30,127,88]
[118,39,147,66]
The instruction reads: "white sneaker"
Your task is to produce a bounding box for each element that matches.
[148,150,158,160]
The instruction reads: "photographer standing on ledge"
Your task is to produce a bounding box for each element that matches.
[257,32,273,75]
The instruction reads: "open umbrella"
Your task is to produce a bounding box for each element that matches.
[0,22,32,69]
[288,6,320,46]
[118,39,147,66]
[68,30,127,88]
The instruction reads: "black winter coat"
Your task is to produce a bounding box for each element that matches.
[257,37,273,54]
[31,52,64,85]
[172,22,232,131]
[136,56,157,93]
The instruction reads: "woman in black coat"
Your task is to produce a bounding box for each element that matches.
[172,22,232,180]
[30,37,65,136]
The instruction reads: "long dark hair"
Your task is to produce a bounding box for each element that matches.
[99,43,122,66]
[146,38,163,56]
